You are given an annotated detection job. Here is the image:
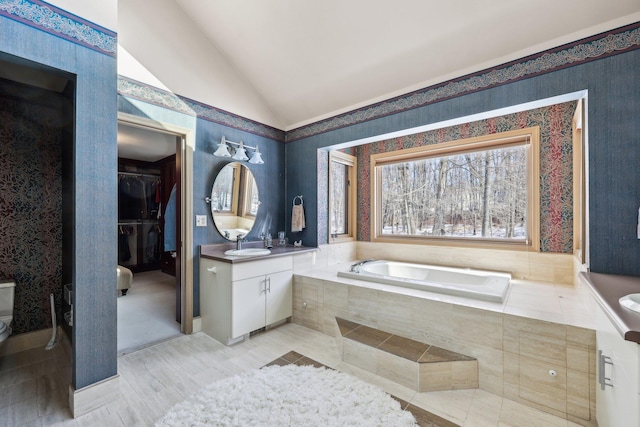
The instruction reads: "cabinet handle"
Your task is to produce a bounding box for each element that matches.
[266,276,271,293]
[598,350,613,390]
[206,266,217,274]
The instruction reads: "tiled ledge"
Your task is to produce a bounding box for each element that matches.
[293,272,597,424]
[336,317,478,392]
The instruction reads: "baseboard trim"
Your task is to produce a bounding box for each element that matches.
[69,374,121,418]
[0,326,62,356]
[192,316,202,333]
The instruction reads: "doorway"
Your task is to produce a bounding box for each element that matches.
[116,118,191,354]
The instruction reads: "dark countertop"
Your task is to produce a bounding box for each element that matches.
[582,272,640,344]
[200,242,318,263]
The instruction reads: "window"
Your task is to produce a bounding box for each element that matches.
[211,163,240,215]
[212,163,257,218]
[329,151,357,242]
[243,172,259,217]
[371,127,540,250]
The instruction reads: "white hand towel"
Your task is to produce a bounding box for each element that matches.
[291,204,306,232]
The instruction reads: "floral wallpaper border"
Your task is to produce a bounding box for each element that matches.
[120,21,639,146]
[118,76,286,142]
[353,101,577,253]
[0,0,117,57]
[286,21,640,142]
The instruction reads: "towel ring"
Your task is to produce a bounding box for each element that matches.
[293,195,303,206]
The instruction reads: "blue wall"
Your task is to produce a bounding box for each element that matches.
[118,95,286,317]
[0,14,118,389]
[193,116,285,316]
[286,46,640,277]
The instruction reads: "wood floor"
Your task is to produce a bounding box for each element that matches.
[0,322,584,426]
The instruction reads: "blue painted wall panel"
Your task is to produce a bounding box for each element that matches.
[193,118,285,316]
[286,49,640,276]
[0,15,118,389]
[118,96,285,318]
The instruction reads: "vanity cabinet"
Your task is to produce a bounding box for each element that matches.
[200,255,293,345]
[594,300,640,427]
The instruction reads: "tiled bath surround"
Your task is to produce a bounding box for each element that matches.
[291,242,596,425]
[336,318,479,393]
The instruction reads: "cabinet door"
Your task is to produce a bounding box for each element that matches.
[231,276,267,338]
[265,270,293,326]
[595,303,640,427]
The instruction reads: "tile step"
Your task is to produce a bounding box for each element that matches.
[336,317,478,392]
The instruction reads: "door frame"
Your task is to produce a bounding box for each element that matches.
[117,112,194,334]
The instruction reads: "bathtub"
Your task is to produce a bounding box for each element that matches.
[337,260,511,302]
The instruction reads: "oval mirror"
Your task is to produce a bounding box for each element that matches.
[210,162,260,240]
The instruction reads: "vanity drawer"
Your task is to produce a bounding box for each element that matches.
[231,256,293,281]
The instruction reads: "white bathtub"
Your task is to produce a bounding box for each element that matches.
[337,260,511,302]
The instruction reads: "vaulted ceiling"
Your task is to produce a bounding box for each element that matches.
[118,0,640,131]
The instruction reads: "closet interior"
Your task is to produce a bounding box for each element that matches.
[118,156,176,274]
[116,121,182,354]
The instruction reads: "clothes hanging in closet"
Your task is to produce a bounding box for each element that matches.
[118,225,135,262]
[164,184,177,252]
[146,225,161,262]
[118,175,147,219]
[145,179,160,219]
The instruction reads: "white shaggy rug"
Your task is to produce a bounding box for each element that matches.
[156,364,418,426]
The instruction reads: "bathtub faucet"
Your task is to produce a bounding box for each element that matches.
[349,259,374,273]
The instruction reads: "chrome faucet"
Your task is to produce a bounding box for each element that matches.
[236,234,246,250]
[349,259,374,273]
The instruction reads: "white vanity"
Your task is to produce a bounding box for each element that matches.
[199,244,316,345]
[583,272,640,427]
[202,160,317,344]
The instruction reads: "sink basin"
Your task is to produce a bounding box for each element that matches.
[619,293,640,314]
[224,248,272,257]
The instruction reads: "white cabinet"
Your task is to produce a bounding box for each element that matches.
[595,300,640,427]
[200,255,293,345]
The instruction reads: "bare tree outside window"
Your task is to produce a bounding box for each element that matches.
[211,164,236,213]
[380,145,527,239]
[373,128,539,248]
[330,161,348,234]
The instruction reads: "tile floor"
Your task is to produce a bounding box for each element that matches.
[266,350,459,427]
[0,322,587,426]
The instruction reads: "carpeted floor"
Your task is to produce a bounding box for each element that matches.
[117,270,181,354]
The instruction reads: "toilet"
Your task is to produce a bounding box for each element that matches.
[0,280,16,346]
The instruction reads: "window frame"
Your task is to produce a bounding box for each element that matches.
[212,162,240,217]
[241,169,258,218]
[329,150,357,243]
[370,126,540,251]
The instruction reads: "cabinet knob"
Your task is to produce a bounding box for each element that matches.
[207,266,217,274]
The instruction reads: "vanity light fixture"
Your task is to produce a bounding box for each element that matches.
[232,141,249,161]
[212,138,231,157]
[248,146,264,164]
[213,136,264,164]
